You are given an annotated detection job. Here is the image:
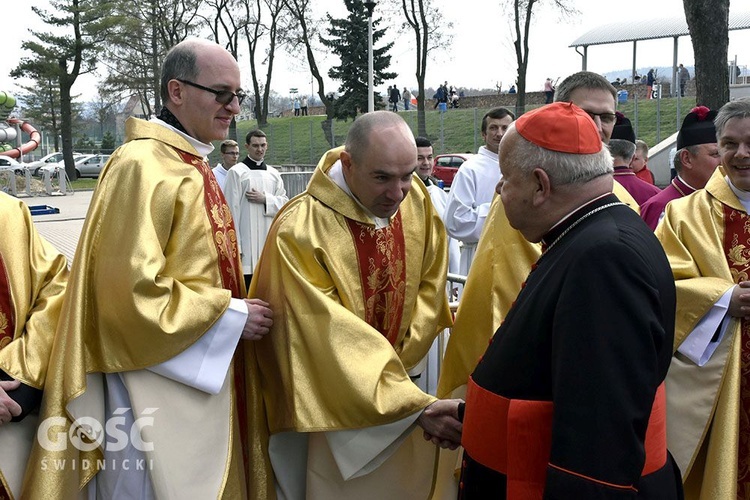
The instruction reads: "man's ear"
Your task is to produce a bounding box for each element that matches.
[679,149,692,171]
[167,79,184,106]
[531,167,552,207]
[340,150,353,174]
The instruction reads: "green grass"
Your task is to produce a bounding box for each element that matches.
[70,178,98,190]
[216,96,697,166]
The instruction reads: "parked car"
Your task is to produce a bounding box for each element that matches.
[0,156,25,176]
[432,153,473,188]
[39,154,110,180]
[71,154,111,179]
[29,152,86,177]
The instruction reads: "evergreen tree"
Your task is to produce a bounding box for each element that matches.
[321,0,396,121]
[100,131,116,153]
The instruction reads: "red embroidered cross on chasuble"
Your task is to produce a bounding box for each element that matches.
[722,205,750,496]
[346,213,406,346]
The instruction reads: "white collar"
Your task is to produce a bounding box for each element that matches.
[150,118,215,157]
[726,175,750,212]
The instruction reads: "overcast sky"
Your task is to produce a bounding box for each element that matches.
[1,0,748,102]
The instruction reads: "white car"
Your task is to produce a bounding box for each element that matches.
[43,154,111,180]
[29,152,86,177]
[0,156,25,175]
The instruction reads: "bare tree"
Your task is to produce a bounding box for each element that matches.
[244,0,288,127]
[504,0,575,117]
[683,0,729,109]
[283,0,336,145]
[399,0,452,137]
[12,0,116,180]
[101,0,203,117]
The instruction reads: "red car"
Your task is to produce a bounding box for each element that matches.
[432,153,473,188]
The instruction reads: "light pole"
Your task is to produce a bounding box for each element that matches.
[364,1,376,113]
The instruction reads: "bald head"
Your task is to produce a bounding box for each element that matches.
[345,111,415,164]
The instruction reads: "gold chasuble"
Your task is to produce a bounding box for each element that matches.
[248,146,452,499]
[0,193,68,500]
[656,168,748,500]
[22,118,266,499]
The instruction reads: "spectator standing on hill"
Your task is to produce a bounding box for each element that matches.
[293,96,300,116]
[544,78,554,103]
[402,87,412,111]
[389,84,401,112]
[300,95,308,116]
[647,69,656,99]
[678,64,690,97]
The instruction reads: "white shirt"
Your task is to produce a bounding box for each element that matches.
[212,164,230,192]
[443,146,501,274]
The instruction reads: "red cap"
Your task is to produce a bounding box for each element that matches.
[515,102,602,154]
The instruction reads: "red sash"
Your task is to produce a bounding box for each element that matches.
[345,213,406,345]
[462,377,667,499]
[721,205,750,493]
[175,149,249,469]
[0,254,14,351]
[0,256,14,500]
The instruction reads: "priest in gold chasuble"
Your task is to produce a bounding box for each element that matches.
[655,98,750,499]
[248,111,460,500]
[0,193,68,500]
[22,40,274,500]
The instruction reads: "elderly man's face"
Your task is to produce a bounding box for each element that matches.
[685,143,720,188]
[342,124,417,218]
[719,117,750,191]
[175,45,242,144]
[566,88,616,144]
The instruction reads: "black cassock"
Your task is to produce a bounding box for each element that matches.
[459,194,683,499]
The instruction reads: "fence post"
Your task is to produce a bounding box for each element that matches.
[633,92,639,138]
[473,108,478,153]
[655,84,661,144]
[439,110,445,153]
[289,120,294,163]
[310,121,314,164]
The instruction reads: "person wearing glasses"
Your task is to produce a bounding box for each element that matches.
[212,139,240,191]
[224,129,288,290]
[23,38,274,499]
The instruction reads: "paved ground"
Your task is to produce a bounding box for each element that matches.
[21,189,93,264]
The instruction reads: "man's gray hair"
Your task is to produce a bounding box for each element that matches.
[715,97,750,141]
[345,111,412,164]
[504,126,613,186]
[608,139,636,161]
[160,41,201,103]
[554,71,617,103]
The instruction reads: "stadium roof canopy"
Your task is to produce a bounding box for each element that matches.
[568,9,750,91]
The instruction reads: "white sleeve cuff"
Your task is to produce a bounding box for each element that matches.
[677,287,733,366]
[146,298,248,394]
[324,411,421,480]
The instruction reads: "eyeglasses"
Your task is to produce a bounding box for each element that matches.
[585,111,617,125]
[176,79,246,106]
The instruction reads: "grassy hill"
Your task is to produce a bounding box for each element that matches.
[220,96,697,166]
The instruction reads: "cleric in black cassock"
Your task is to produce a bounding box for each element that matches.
[458,102,683,499]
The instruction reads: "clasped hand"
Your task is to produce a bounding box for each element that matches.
[0,380,21,425]
[242,298,273,340]
[417,399,463,450]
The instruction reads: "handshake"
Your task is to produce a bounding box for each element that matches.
[416,399,464,450]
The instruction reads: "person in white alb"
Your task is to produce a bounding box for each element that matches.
[443,107,515,275]
[224,129,289,289]
[212,139,240,191]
